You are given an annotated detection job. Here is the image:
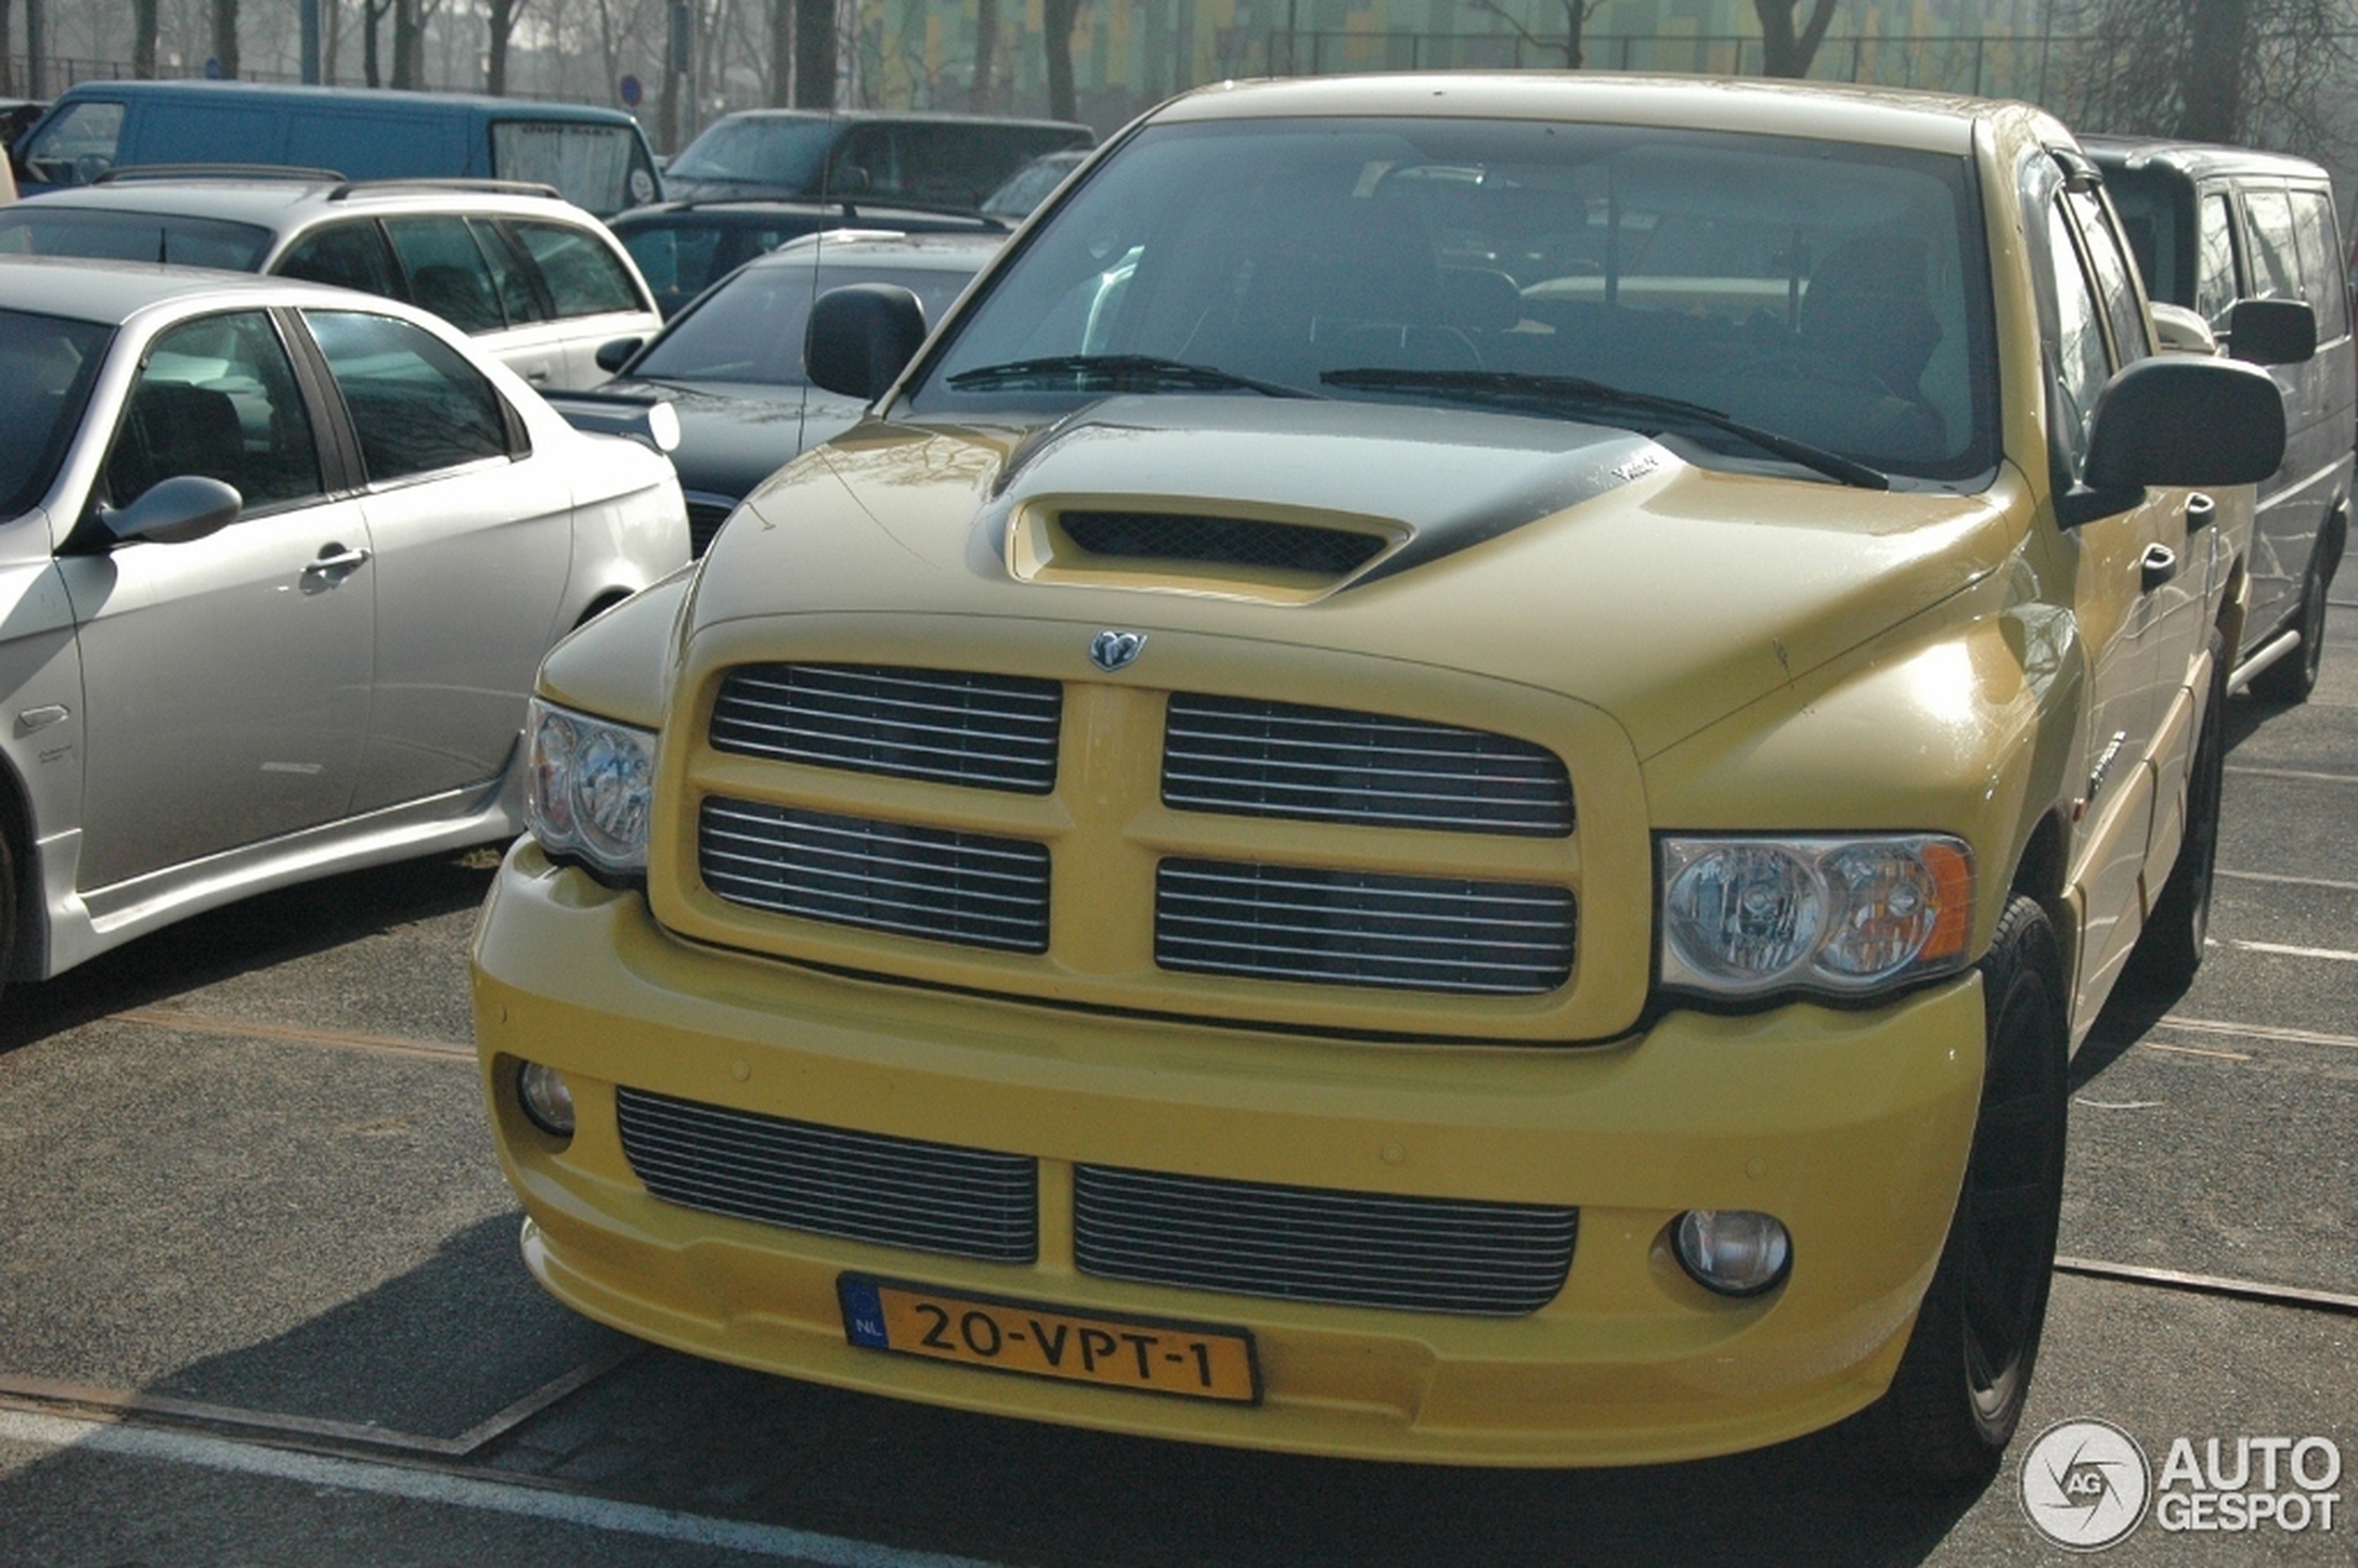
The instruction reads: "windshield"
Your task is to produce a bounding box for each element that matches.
[667,117,836,189]
[0,206,274,271]
[0,307,110,519]
[635,253,988,385]
[914,118,1998,482]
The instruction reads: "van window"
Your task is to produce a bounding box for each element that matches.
[2242,188,2302,302]
[0,206,273,270]
[2196,193,2239,324]
[384,215,505,334]
[18,100,124,185]
[490,121,648,215]
[2289,188,2350,341]
[509,221,641,317]
[667,116,836,189]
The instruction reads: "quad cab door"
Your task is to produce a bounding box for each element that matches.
[2030,159,2210,1018]
[300,306,570,815]
[58,306,373,894]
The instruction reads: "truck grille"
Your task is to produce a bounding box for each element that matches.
[1074,1164,1576,1315]
[616,1087,1038,1263]
[710,664,1061,794]
[700,798,1051,952]
[1156,859,1574,994]
[1164,694,1572,836]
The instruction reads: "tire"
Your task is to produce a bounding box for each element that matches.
[2249,517,2340,704]
[1856,895,2067,1490]
[2123,632,2227,997]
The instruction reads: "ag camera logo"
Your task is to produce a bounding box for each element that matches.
[2021,1419,2152,1551]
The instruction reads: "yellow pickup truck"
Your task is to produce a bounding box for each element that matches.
[473,74,2289,1485]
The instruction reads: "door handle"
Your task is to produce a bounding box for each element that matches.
[2184,492,2216,532]
[2141,542,2180,592]
[303,544,372,578]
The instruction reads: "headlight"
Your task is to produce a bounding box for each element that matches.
[525,697,656,876]
[1659,835,1973,1000]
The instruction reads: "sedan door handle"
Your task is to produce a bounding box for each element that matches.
[303,544,373,579]
[2140,542,2180,592]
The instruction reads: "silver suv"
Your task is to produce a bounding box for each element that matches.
[0,171,664,390]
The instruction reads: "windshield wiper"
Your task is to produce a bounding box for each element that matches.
[947,354,1318,399]
[1320,368,1889,491]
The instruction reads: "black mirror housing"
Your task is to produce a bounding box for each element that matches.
[97,474,242,547]
[595,337,643,374]
[2081,356,2285,494]
[805,284,927,403]
[2222,297,2316,366]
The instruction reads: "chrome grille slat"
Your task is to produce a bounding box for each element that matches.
[616,1087,1038,1263]
[1156,859,1574,995]
[1163,693,1572,836]
[711,664,1061,793]
[1074,1164,1575,1315]
[700,799,1051,952]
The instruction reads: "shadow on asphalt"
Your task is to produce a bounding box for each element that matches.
[0,846,500,1059]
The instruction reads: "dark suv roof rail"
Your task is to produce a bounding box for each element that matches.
[328,176,564,202]
[96,162,347,184]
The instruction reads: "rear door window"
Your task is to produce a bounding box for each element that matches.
[382,215,506,334]
[304,309,514,482]
[509,220,643,317]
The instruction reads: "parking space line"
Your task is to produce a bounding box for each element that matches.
[2219,938,2358,962]
[0,1408,1005,1567]
[0,1341,641,1460]
[2223,764,2358,784]
[112,1007,474,1062]
[2217,868,2358,892]
[2140,1041,2251,1061]
[2157,1016,2358,1052]
[2054,1257,2358,1316]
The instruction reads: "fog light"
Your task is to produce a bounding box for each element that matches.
[516,1061,576,1138]
[1674,1210,1791,1296]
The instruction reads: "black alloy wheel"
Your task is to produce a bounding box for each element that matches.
[1857,895,2067,1489]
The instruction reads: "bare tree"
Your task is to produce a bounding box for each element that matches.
[1754,0,1838,78]
[393,0,420,85]
[2061,0,2354,151]
[970,0,997,110]
[25,0,46,94]
[135,0,162,75]
[767,0,789,104]
[486,0,528,93]
[2,0,16,95]
[363,0,392,84]
[212,0,240,75]
[792,0,832,108]
[1043,0,1086,122]
[1464,0,1608,69]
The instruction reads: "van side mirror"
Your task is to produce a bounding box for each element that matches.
[595,337,642,374]
[2222,297,2316,366]
[805,284,927,402]
[2078,356,2284,500]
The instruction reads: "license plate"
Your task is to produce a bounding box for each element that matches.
[837,1275,1261,1405]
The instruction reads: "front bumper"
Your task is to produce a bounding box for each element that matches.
[473,840,1985,1468]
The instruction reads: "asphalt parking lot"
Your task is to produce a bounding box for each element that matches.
[1,595,2352,1568]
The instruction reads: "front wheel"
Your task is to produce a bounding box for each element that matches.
[1855,895,2067,1489]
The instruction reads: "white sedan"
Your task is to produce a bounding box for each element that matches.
[0,254,688,989]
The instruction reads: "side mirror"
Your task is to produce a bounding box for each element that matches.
[595,337,643,374]
[805,283,926,402]
[2222,297,2315,366]
[2148,302,2218,356]
[2079,356,2285,497]
[95,474,242,546]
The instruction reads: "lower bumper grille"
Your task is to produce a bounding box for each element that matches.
[1073,1164,1577,1315]
[615,1087,1039,1263]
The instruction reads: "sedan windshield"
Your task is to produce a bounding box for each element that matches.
[0,307,110,519]
[0,207,275,271]
[913,117,1998,482]
[634,253,985,385]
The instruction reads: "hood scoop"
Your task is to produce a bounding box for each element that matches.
[988,395,1665,603]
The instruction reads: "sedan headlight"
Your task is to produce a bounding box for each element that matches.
[525,697,656,876]
[1659,835,1974,1001]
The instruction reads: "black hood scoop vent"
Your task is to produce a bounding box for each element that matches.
[1057,510,1391,577]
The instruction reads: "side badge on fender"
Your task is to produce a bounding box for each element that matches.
[1090,629,1147,672]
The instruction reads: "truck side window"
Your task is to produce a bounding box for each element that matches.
[2067,188,2150,362]
[2196,192,2241,326]
[2044,200,2113,466]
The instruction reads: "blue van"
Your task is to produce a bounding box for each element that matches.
[11,81,662,215]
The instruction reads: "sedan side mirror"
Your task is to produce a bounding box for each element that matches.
[2221,297,2316,367]
[595,337,643,374]
[805,284,927,403]
[2077,355,2285,503]
[95,474,242,547]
